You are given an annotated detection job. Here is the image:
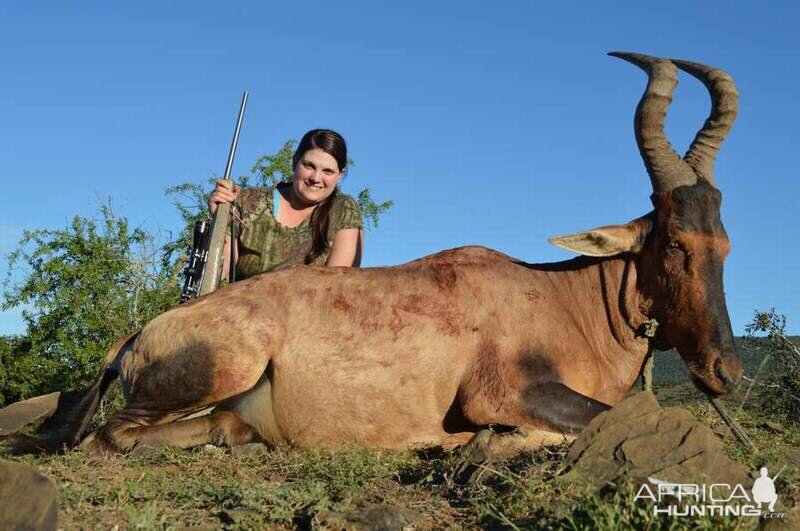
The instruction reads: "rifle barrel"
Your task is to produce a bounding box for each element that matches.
[197,91,249,297]
[223,91,248,180]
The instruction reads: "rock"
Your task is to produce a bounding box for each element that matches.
[0,392,61,437]
[357,504,419,531]
[0,461,58,530]
[559,391,751,489]
[762,420,785,434]
[713,423,731,438]
[317,503,419,531]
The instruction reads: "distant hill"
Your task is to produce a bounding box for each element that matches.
[652,336,791,384]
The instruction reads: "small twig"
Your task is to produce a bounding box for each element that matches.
[473,462,523,482]
[709,397,756,454]
[494,507,521,531]
[740,376,800,403]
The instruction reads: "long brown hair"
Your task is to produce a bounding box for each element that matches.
[292,129,348,264]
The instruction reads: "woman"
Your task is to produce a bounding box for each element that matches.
[209,129,364,281]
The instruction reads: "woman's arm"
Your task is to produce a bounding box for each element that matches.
[220,231,239,280]
[325,228,364,267]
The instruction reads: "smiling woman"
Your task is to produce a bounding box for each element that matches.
[208,129,364,280]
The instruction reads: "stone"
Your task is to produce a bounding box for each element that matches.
[713,423,731,438]
[559,391,751,489]
[317,503,419,530]
[0,460,58,530]
[762,420,785,434]
[0,392,61,437]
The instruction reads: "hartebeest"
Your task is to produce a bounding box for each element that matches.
[3,52,742,456]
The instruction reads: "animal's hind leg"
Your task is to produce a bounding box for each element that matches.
[89,318,278,452]
[82,410,260,452]
[81,348,269,453]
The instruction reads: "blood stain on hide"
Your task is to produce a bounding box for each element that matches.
[396,294,463,337]
[333,293,354,314]
[430,261,457,291]
[388,308,411,339]
[298,288,316,303]
[470,340,508,410]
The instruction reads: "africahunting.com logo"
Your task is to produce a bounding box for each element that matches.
[635,466,788,518]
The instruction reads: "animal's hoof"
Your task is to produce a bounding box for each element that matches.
[79,432,117,455]
[450,429,493,486]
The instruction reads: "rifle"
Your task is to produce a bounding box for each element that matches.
[180,91,248,303]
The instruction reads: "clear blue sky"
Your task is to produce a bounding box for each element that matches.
[1,2,798,334]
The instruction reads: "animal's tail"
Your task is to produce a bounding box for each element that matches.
[2,331,138,454]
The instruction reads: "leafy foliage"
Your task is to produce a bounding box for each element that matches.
[744,309,800,423]
[0,335,34,406]
[250,139,296,188]
[1,202,180,402]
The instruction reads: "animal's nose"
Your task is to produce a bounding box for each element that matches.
[714,356,742,390]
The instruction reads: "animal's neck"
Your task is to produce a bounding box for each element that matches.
[526,254,652,399]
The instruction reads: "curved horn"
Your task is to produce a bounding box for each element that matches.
[671,58,739,188]
[609,51,696,193]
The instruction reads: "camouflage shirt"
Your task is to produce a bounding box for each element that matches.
[233,184,363,280]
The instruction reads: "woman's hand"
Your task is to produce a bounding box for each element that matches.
[208,179,241,215]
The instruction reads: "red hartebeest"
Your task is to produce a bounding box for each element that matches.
[1,52,742,455]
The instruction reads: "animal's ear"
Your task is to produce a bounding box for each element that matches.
[548,214,653,257]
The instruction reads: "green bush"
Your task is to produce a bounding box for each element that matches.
[1,203,179,404]
[744,309,800,423]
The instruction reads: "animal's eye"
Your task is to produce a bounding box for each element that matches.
[666,241,688,256]
[665,240,691,271]
[665,240,686,258]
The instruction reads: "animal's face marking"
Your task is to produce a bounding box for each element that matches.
[640,180,741,395]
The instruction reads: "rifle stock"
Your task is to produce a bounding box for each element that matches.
[198,200,233,296]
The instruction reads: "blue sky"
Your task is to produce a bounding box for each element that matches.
[1,1,798,334]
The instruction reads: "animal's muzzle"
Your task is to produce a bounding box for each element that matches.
[713,356,741,394]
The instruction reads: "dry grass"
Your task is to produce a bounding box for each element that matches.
[4,382,798,529]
